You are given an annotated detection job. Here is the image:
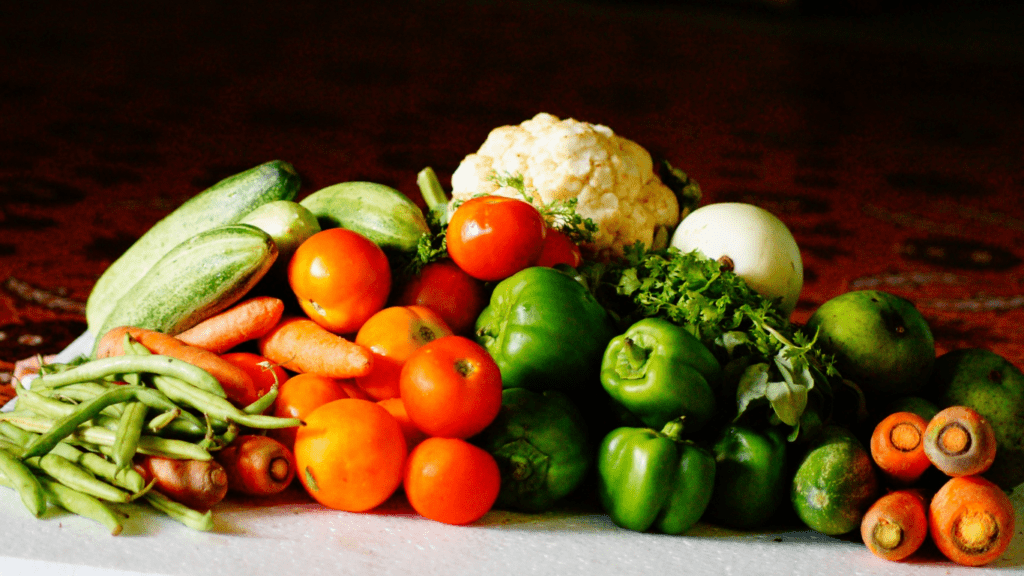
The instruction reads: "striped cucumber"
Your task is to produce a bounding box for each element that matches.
[92,224,277,354]
[86,160,301,335]
[298,181,429,256]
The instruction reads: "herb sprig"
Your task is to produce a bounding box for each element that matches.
[487,171,598,245]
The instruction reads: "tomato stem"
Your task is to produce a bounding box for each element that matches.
[454,358,474,378]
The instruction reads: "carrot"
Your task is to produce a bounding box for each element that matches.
[860,490,929,562]
[175,296,285,354]
[214,434,296,496]
[923,406,997,477]
[870,411,932,486]
[929,475,1015,566]
[256,316,374,379]
[136,455,229,511]
[96,326,257,406]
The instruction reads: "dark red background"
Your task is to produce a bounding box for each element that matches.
[3,0,1023,401]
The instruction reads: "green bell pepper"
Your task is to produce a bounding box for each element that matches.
[703,424,788,530]
[600,317,721,434]
[597,420,716,534]
[473,388,591,512]
[475,266,617,394]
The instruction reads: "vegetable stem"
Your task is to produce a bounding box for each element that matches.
[417,167,449,212]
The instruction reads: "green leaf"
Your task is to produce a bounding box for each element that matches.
[735,362,770,419]
[765,353,813,427]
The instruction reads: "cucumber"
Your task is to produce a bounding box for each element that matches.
[86,160,301,335]
[791,425,880,536]
[92,224,278,353]
[298,181,430,256]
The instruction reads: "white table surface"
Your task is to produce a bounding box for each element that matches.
[2,332,1021,576]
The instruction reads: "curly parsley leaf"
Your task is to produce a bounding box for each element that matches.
[401,206,449,277]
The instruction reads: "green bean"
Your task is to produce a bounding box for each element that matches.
[243,383,279,415]
[0,412,53,434]
[133,387,203,428]
[22,383,203,460]
[148,413,221,440]
[151,375,300,430]
[49,382,205,430]
[31,355,225,398]
[143,490,214,532]
[112,401,148,471]
[21,386,143,459]
[30,454,132,503]
[2,423,145,493]
[37,475,123,535]
[0,447,46,517]
[0,438,22,452]
[12,386,84,420]
[147,409,180,433]
[120,332,144,386]
[50,442,146,493]
[40,380,119,402]
[0,420,34,444]
[3,413,212,461]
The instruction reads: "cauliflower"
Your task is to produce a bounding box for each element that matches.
[450,113,688,261]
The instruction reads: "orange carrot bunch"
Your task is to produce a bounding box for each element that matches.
[862,405,1016,566]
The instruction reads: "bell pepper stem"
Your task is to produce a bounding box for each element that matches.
[616,338,650,379]
[659,418,688,442]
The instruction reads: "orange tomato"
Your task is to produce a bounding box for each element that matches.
[293,398,407,512]
[445,195,547,281]
[399,335,502,439]
[288,228,392,334]
[403,437,500,525]
[269,372,368,449]
[354,305,453,401]
[395,260,488,336]
[534,228,583,268]
[377,397,429,450]
[219,352,289,408]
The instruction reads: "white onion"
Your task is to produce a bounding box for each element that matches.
[669,202,803,317]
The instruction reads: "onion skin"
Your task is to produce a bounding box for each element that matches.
[670,202,803,316]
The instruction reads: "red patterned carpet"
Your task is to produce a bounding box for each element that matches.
[3,1,1024,398]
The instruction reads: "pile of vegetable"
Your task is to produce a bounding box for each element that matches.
[1,113,1020,567]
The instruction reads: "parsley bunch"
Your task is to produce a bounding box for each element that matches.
[582,243,838,440]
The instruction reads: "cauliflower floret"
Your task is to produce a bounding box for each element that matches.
[451,113,682,261]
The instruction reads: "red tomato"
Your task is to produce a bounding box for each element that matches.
[534,228,583,268]
[220,352,289,408]
[399,335,502,439]
[288,228,391,334]
[377,397,429,451]
[445,195,547,281]
[354,305,453,401]
[268,372,368,449]
[396,260,488,335]
[294,398,407,512]
[403,437,500,525]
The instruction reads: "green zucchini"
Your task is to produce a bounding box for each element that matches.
[86,160,301,335]
[298,181,429,257]
[92,224,277,354]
